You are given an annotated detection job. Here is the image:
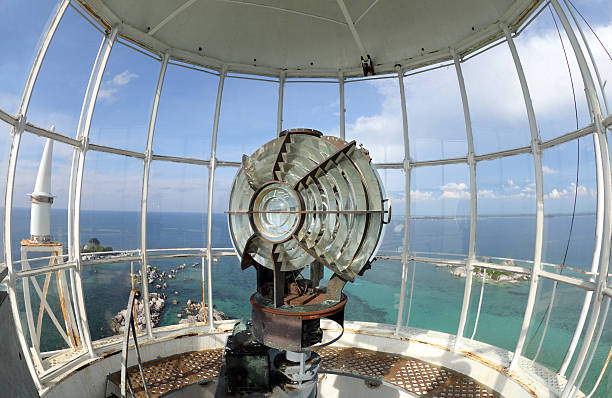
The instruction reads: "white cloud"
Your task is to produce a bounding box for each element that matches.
[410,189,433,201]
[542,165,558,175]
[478,189,497,199]
[98,70,139,102]
[440,182,470,199]
[544,182,592,200]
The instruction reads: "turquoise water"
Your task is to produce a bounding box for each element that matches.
[7,208,611,396]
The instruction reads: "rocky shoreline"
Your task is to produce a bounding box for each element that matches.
[110,292,166,334]
[178,299,228,324]
[437,259,530,284]
[109,262,222,334]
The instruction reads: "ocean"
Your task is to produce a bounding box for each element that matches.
[5,208,611,396]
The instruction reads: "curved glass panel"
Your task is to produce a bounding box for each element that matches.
[406,66,467,161]
[27,6,102,136]
[153,62,217,159]
[217,74,278,160]
[0,0,59,115]
[284,79,339,136]
[476,154,536,261]
[345,76,403,162]
[146,161,207,249]
[462,43,531,155]
[410,164,470,256]
[88,42,160,151]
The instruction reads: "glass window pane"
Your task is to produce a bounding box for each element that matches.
[542,139,596,282]
[27,6,102,138]
[378,169,406,255]
[284,80,339,136]
[80,152,142,251]
[89,42,160,151]
[211,166,255,320]
[476,154,536,261]
[146,161,207,249]
[345,76,404,162]
[0,0,58,115]
[410,164,471,256]
[153,63,217,159]
[406,65,467,161]
[462,43,531,154]
[515,13,591,141]
[217,75,277,161]
[83,261,142,341]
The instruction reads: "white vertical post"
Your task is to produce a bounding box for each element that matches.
[206,66,227,332]
[562,0,609,114]
[451,48,478,352]
[339,71,346,140]
[395,66,412,333]
[2,0,70,388]
[67,35,107,353]
[501,24,545,372]
[277,71,285,136]
[558,0,609,374]
[549,3,612,397]
[140,52,169,339]
[73,26,119,358]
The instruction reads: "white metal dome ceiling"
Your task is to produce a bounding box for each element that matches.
[76,0,541,76]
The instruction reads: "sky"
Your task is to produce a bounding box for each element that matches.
[0,0,611,217]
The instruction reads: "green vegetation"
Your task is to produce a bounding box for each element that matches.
[473,266,512,281]
[82,237,113,253]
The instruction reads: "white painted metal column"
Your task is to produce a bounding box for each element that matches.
[501,24,546,372]
[562,0,610,114]
[339,71,345,140]
[67,35,108,353]
[549,3,612,397]
[206,66,227,332]
[451,48,478,352]
[140,52,169,339]
[2,1,70,388]
[558,0,608,376]
[277,71,285,136]
[72,26,119,358]
[395,66,412,333]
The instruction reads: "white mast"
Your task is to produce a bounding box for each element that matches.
[29,134,54,242]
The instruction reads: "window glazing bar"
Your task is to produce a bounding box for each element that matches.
[140,52,170,339]
[339,71,345,140]
[205,66,227,332]
[562,0,609,114]
[277,71,285,136]
[72,26,119,359]
[395,66,412,334]
[67,34,107,361]
[2,0,70,388]
[550,3,612,397]
[501,23,546,372]
[558,1,610,373]
[451,48,477,352]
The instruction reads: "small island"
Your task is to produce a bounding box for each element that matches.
[82,237,112,253]
[437,259,530,283]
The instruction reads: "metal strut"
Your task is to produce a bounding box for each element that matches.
[120,289,150,398]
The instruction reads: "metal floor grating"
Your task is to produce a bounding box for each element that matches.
[108,347,501,397]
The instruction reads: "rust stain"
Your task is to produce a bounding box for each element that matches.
[460,350,538,398]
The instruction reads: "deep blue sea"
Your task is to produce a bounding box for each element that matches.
[5,208,611,396]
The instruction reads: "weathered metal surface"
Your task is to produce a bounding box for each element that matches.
[109,346,503,398]
[250,293,346,351]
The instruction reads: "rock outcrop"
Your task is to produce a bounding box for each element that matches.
[178,299,228,325]
[110,292,165,334]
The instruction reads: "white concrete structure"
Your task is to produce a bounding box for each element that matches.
[29,137,54,242]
